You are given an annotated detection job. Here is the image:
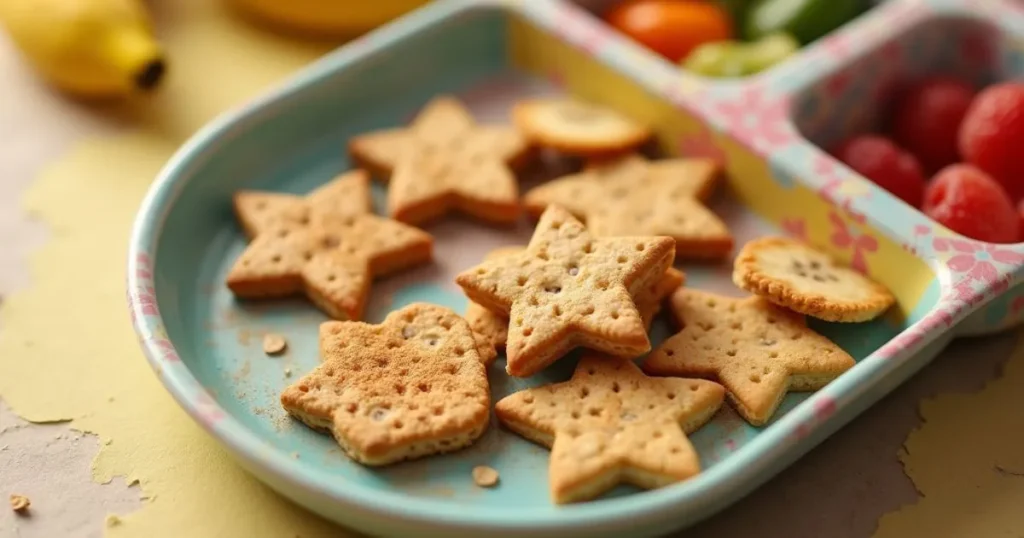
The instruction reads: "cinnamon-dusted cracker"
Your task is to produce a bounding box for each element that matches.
[233,170,373,239]
[512,99,651,157]
[455,205,675,377]
[281,303,491,466]
[523,154,733,260]
[349,96,532,226]
[495,354,725,504]
[226,182,433,320]
[644,288,856,426]
[466,246,686,354]
[732,237,895,322]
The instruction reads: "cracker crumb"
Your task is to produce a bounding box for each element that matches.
[291,452,300,459]
[9,494,30,513]
[472,465,499,488]
[263,333,288,356]
[284,367,292,377]
[106,515,122,527]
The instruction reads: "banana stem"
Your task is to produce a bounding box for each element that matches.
[105,27,166,91]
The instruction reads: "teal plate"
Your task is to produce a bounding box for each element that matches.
[128,1,970,536]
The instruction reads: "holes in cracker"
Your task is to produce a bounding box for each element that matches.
[759,337,777,346]
[567,264,579,277]
[666,392,676,400]
[402,326,415,339]
[583,242,594,254]
[552,305,563,317]
[635,243,645,252]
[697,321,715,331]
[595,278,609,291]
[393,420,404,429]
[620,410,637,421]
[370,407,390,422]
[551,220,562,231]
[610,310,620,320]
[571,410,581,419]
[444,363,458,375]
[611,382,621,393]
[417,382,431,393]
[523,327,534,337]
[537,251,550,261]
[271,254,282,263]
[582,305,595,316]
[579,387,590,398]
[432,405,445,416]
[395,383,406,395]
[516,275,528,286]
[749,374,762,383]
[616,255,627,264]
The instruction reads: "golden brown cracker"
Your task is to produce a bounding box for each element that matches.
[733,236,895,322]
[644,288,856,426]
[233,170,373,239]
[455,205,675,377]
[512,99,651,157]
[523,154,732,260]
[349,96,531,226]
[280,303,491,466]
[226,204,433,321]
[495,354,725,504]
[465,246,685,354]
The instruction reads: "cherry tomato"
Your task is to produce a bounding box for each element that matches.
[604,0,733,63]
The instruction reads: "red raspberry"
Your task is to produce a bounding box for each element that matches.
[833,135,926,207]
[924,164,1019,243]
[891,76,975,173]
[959,82,1024,200]
[1018,199,1024,240]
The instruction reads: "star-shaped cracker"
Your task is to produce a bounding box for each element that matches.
[233,170,373,238]
[733,236,895,322]
[495,354,725,504]
[643,288,856,426]
[455,205,675,377]
[226,177,433,320]
[281,304,491,465]
[349,95,531,226]
[523,154,733,260]
[466,246,686,354]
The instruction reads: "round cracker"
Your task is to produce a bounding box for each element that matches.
[511,99,650,157]
[732,236,895,322]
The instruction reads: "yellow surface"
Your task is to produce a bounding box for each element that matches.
[0,1,359,536]
[874,331,1024,538]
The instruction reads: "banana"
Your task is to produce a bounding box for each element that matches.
[0,0,166,99]
[225,0,431,37]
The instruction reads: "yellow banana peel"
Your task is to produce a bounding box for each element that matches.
[225,0,431,37]
[0,0,165,99]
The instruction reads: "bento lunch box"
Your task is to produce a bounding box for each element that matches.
[127,0,1024,536]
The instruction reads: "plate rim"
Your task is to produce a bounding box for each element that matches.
[126,0,965,534]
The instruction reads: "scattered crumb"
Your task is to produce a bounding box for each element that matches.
[9,494,30,513]
[106,515,122,527]
[284,367,292,377]
[0,445,8,451]
[105,439,112,445]
[263,333,287,356]
[108,396,115,403]
[472,465,499,488]
[291,452,300,459]
[127,478,140,487]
